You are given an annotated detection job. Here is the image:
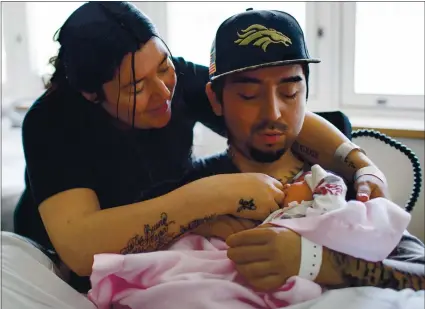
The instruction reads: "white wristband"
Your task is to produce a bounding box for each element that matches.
[298,237,323,281]
[334,141,365,163]
[354,166,387,186]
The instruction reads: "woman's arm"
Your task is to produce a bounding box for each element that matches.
[40,170,283,277]
[292,111,375,180]
[39,179,227,277]
[21,106,226,277]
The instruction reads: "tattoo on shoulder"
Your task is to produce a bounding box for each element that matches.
[237,198,257,212]
[329,251,425,291]
[120,213,176,254]
[298,144,319,160]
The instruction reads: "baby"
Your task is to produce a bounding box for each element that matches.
[263,164,347,223]
[88,165,411,309]
[194,164,348,239]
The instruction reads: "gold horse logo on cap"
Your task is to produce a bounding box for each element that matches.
[234,24,292,52]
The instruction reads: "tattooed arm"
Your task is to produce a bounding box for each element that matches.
[40,177,233,277]
[41,172,281,277]
[316,232,425,290]
[293,111,375,180]
[120,213,217,254]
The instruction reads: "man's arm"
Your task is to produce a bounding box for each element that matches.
[318,232,425,290]
[293,111,374,180]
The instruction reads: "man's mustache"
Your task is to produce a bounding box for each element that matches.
[252,121,289,133]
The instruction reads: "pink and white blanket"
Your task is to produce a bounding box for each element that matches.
[88,166,411,309]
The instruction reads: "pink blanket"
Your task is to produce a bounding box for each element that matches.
[88,197,410,309]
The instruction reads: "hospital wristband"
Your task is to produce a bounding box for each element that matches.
[298,237,323,281]
[354,166,388,186]
[334,141,365,163]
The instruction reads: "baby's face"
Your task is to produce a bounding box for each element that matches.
[282,180,313,207]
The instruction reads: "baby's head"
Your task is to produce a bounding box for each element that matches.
[282,179,313,208]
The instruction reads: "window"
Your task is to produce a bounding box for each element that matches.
[26,2,85,77]
[341,2,424,109]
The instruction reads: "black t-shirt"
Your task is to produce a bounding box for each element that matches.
[14,57,225,250]
[138,152,240,200]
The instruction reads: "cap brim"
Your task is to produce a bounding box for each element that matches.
[211,58,321,81]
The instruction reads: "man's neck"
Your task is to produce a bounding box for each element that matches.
[228,145,305,184]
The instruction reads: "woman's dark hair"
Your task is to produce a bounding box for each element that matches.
[45,1,169,127]
[46,2,160,98]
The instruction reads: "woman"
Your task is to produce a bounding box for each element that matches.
[11,2,385,295]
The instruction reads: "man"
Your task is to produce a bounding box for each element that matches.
[173,8,425,292]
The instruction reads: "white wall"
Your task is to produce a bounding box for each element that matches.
[192,124,425,242]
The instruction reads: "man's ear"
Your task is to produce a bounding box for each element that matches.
[81,92,99,103]
[205,82,223,116]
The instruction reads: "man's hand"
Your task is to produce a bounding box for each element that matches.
[226,226,301,292]
[355,174,390,202]
[192,215,259,241]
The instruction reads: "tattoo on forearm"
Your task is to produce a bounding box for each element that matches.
[329,251,425,291]
[179,214,217,234]
[237,198,257,212]
[298,144,319,160]
[121,213,175,254]
[121,214,217,254]
[344,156,356,169]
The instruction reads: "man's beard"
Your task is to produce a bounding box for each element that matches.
[226,119,290,163]
[249,146,287,163]
[248,120,289,162]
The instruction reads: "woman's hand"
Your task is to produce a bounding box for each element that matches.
[226,225,301,292]
[207,173,285,221]
[192,215,260,241]
[355,174,390,202]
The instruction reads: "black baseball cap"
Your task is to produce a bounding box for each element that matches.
[209,8,320,80]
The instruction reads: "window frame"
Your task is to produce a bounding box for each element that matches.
[340,2,424,111]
